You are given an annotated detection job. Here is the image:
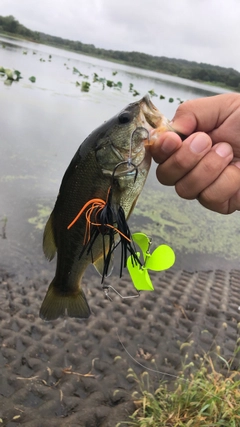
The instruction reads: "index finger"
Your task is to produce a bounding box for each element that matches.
[149,130,182,164]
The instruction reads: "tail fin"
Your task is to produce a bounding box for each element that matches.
[39,279,91,321]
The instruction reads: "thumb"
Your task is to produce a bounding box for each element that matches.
[170,95,231,136]
[170,103,198,136]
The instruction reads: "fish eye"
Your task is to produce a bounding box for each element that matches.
[118,110,132,124]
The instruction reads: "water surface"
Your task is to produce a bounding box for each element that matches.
[0,36,238,282]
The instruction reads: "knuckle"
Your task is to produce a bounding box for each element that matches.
[198,191,227,213]
[173,151,190,171]
[156,165,174,185]
[200,154,225,176]
[175,180,195,200]
[199,187,218,205]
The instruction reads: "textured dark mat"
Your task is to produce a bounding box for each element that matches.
[0,268,240,426]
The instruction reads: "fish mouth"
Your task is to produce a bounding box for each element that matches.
[141,94,169,130]
[100,95,166,178]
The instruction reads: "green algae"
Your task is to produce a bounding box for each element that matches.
[28,204,51,230]
[132,187,240,261]
[27,188,240,260]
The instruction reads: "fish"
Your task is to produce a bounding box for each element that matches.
[40,95,174,321]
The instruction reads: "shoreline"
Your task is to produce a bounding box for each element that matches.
[0,32,236,93]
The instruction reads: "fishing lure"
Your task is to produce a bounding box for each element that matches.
[68,177,175,299]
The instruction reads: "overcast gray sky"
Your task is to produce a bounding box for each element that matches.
[2,0,240,71]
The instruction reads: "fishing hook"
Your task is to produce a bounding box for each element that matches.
[103,285,140,301]
[111,160,138,183]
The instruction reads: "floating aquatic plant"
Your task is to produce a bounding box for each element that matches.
[129,83,140,96]
[81,81,90,92]
[177,97,184,104]
[93,73,106,89]
[93,72,99,82]
[106,80,122,89]
[0,67,23,85]
[159,95,184,104]
[148,89,157,97]
[115,81,122,89]
[133,89,140,96]
[129,83,134,92]
[73,66,80,74]
[73,67,85,77]
[6,69,22,81]
[106,80,114,87]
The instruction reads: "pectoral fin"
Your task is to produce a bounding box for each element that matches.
[39,279,91,320]
[43,214,57,261]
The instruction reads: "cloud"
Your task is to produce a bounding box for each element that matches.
[1,0,240,71]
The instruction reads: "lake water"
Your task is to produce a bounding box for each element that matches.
[0,35,239,282]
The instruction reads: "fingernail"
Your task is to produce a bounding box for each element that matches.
[149,131,158,142]
[214,143,232,158]
[190,134,209,154]
[234,161,240,169]
[149,130,179,154]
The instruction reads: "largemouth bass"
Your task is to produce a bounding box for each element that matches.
[40,95,173,320]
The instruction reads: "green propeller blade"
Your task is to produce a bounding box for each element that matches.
[131,232,150,255]
[145,244,175,271]
[127,252,154,291]
[127,233,175,291]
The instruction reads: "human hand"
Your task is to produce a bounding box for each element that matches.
[150,93,240,214]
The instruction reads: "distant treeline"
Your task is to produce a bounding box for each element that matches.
[1,14,240,90]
